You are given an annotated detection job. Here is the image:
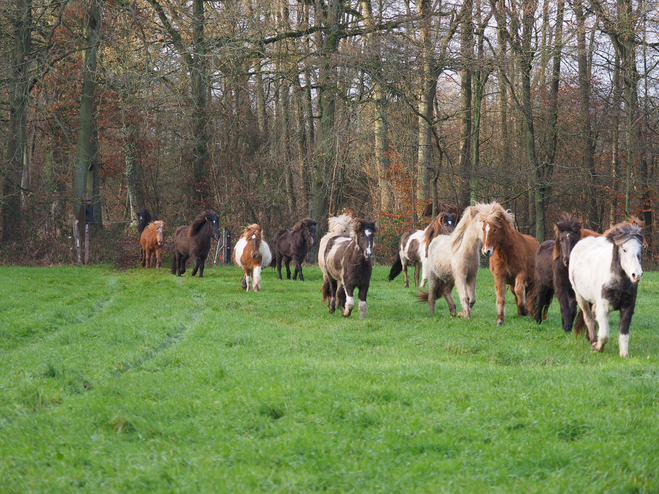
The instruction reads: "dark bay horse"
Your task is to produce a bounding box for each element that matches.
[273,218,317,282]
[171,211,221,278]
[481,202,540,326]
[233,224,272,291]
[322,219,376,318]
[140,220,165,268]
[388,211,456,288]
[534,214,583,332]
[137,209,152,234]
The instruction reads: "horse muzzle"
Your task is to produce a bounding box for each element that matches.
[158,240,164,246]
[251,252,258,259]
[562,257,569,267]
[630,272,643,283]
[482,247,493,257]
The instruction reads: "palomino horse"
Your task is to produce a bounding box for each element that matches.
[171,211,221,277]
[481,202,540,326]
[417,205,483,319]
[322,219,376,318]
[140,220,165,268]
[569,220,644,357]
[233,224,272,292]
[388,211,456,288]
[534,214,583,331]
[319,213,354,288]
[272,218,317,282]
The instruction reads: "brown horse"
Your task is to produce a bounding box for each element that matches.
[481,202,540,326]
[233,224,272,291]
[171,211,221,278]
[272,218,317,282]
[140,220,165,268]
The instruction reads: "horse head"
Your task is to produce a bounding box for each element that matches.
[444,213,457,233]
[294,218,317,247]
[137,209,152,234]
[480,202,514,257]
[245,224,262,259]
[553,214,582,267]
[354,219,376,260]
[155,221,165,246]
[206,211,221,240]
[607,221,644,284]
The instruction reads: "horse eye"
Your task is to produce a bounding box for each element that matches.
[493,229,497,233]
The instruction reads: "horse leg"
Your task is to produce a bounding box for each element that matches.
[419,258,428,288]
[337,282,347,311]
[328,279,337,313]
[467,272,477,308]
[495,276,507,326]
[442,280,457,317]
[342,284,355,317]
[576,294,597,343]
[179,255,187,276]
[149,251,156,268]
[276,254,283,280]
[285,259,292,280]
[534,285,553,324]
[156,248,163,268]
[198,256,206,278]
[191,256,200,276]
[402,261,410,288]
[293,258,305,282]
[555,285,573,332]
[593,303,611,353]
[253,266,262,291]
[427,272,438,314]
[357,283,370,319]
[413,263,420,287]
[455,276,471,319]
[514,274,528,316]
[617,301,636,358]
[241,273,248,290]
[141,247,147,268]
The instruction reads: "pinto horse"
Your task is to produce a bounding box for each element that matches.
[171,211,221,277]
[569,221,644,357]
[388,212,456,288]
[481,202,540,326]
[272,218,317,282]
[233,224,272,292]
[417,205,484,319]
[534,214,584,331]
[319,213,354,287]
[322,219,376,318]
[140,220,165,268]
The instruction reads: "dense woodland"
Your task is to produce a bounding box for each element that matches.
[1,0,658,264]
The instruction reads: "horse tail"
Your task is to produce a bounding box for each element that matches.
[526,281,537,318]
[388,253,403,281]
[574,309,586,337]
[321,279,332,302]
[415,290,430,304]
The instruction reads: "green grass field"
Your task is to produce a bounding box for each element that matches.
[1,263,658,493]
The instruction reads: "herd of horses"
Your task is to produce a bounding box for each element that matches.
[136,202,646,358]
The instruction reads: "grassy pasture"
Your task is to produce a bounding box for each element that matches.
[1,263,658,493]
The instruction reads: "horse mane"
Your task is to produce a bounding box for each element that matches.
[423,212,452,250]
[291,218,315,232]
[328,213,354,235]
[479,201,515,229]
[189,211,217,238]
[144,220,164,233]
[605,220,645,247]
[552,214,582,260]
[242,223,262,240]
[448,204,481,255]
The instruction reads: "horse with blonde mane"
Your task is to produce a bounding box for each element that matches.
[319,213,354,288]
[387,211,456,288]
[481,202,540,326]
[140,220,165,268]
[416,205,483,319]
[233,224,272,292]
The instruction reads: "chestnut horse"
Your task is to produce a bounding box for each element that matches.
[233,224,272,292]
[388,211,456,288]
[322,219,376,318]
[272,218,317,282]
[171,211,221,277]
[140,220,165,268]
[570,220,644,357]
[481,202,540,326]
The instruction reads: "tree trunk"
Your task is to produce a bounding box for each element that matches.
[3,0,32,242]
[457,0,473,209]
[73,0,103,240]
[191,0,209,207]
[609,52,621,227]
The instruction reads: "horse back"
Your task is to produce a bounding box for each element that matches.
[569,236,614,302]
[173,226,191,255]
[400,229,423,262]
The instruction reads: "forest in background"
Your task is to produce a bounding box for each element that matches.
[1,0,658,264]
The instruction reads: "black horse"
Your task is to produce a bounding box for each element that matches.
[137,209,152,234]
[534,214,582,332]
[272,218,317,282]
[171,211,221,278]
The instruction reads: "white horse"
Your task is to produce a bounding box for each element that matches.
[417,205,484,319]
[569,221,644,357]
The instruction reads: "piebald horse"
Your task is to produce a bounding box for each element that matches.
[569,220,644,357]
[319,213,354,288]
[322,219,376,318]
[233,224,272,292]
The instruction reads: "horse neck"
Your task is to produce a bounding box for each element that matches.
[451,215,477,254]
[347,235,367,262]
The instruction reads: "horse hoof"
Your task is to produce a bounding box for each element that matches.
[496,321,503,327]
[457,312,470,319]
